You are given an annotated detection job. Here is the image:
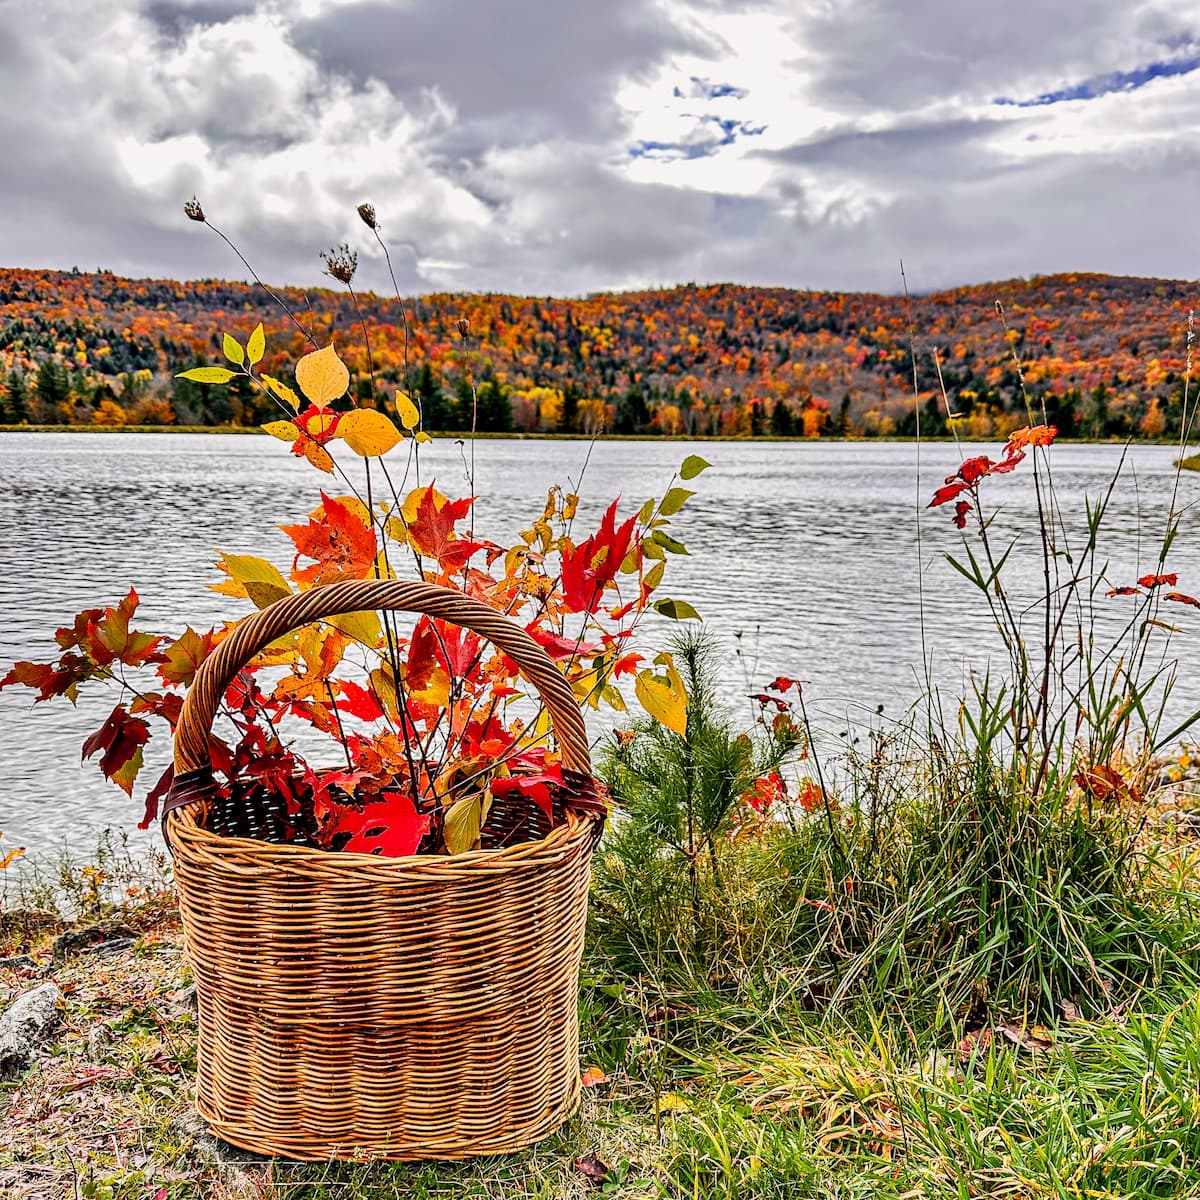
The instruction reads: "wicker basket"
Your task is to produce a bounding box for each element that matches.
[162,579,607,1161]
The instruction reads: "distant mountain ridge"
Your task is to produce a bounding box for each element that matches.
[0,267,1195,438]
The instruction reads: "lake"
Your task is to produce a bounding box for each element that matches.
[2,432,1198,859]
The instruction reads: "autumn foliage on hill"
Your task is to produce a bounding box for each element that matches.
[0,267,1195,438]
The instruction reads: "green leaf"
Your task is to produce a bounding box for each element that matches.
[679,454,711,481]
[176,366,236,384]
[658,487,695,517]
[223,333,245,366]
[211,553,291,609]
[654,598,702,621]
[246,323,265,366]
[637,497,657,524]
[643,561,666,591]
[651,530,689,555]
[443,794,484,855]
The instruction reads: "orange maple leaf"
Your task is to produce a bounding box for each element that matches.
[281,492,378,587]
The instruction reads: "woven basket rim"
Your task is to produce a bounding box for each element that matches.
[167,801,600,876]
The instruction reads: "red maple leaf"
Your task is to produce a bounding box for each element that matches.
[406,486,483,569]
[929,481,969,507]
[139,765,175,829]
[0,654,93,703]
[336,680,385,722]
[158,626,217,687]
[82,704,151,795]
[560,499,637,614]
[767,676,796,693]
[742,772,786,814]
[281,492,378,586]
[528,626,597,660]
[954,500,971,529]
[1107,586,1143,598]
[86,589,162,667]
[1138,573,1178,588]
[1165,591,1200,609]
[322,793,431,857]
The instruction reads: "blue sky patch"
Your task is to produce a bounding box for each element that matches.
[631,115,766,161]
[995,52,1200,106]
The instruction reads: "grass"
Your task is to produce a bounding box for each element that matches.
[3,728,1200,1200]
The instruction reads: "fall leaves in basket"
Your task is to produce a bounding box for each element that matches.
[1,333,713,858]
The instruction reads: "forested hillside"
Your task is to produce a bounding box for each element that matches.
[0,267,1195,437]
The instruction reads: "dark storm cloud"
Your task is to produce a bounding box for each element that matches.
[143,0,259,39]
[293,0,721,151]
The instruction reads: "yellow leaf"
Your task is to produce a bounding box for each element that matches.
[210,553,291,609]
[369,666,400,723]
[261,420,300,442]
[295,343,349,409]
[443,795,484,855]
[415,430,433,444]
[300,410,339,440]
[402,486,450,522]
[635,655,687,736]
[325,609,382,647]
[261,374,301,411]
[338,409,403,456]
[223,333,245,366]
[385,516,410,544]
[410,665,450,707]
[246,323,265,365]
[303,442,335,474]
[395,390,420,430]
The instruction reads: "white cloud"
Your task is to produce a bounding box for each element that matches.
[0,0,1197,294]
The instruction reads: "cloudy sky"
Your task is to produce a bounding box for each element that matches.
[1,0,1198,297]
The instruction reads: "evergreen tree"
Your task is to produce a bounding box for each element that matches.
[770,400,794,437]
[35,359,70,410]
[475,379,513,432]
[614,383,649,434]
[413,362,453,430]
[172,355,217,424]
[1087,383,1110,440]
[454,377,475,431]
[4,370,28,422]
[560,381,580,433]
[749,401,764,437]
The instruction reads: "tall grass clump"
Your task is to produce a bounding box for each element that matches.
[592,311,1200,1037]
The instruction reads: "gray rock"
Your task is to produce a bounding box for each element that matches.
[86,1023,114,1062]
[51,923,138,962]
[0,955,38,970]
[0,982,62,1078]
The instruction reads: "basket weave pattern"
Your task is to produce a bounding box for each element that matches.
[165,580,604,1160]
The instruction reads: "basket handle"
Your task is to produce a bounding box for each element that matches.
[167,579,592,822]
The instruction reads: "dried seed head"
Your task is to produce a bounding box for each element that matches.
[456,318,471,338]
[356,202,377,230]
[184,197,205,222]
[322,243,358,285]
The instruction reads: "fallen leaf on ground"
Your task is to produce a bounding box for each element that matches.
[576,1154,611,1187]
